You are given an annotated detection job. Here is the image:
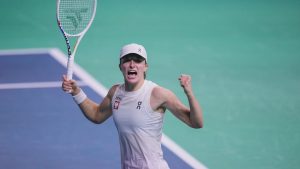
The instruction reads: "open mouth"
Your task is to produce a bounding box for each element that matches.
[127,70,137,78]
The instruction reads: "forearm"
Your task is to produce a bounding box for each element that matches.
[78,99,102,124]
[72,89,109,124]
[186,91,203,128]
[63,77,111,124]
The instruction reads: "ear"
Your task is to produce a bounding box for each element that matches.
[119,63,121,71]
[144,63,148,72]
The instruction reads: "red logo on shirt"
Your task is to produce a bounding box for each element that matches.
[114,96,121,110]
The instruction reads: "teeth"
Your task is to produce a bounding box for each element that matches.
[128,70,137,75]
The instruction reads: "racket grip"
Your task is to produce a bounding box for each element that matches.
[65,57,74,94]
[66,56,74,80]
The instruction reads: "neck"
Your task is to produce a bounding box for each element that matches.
[124,79,145,91]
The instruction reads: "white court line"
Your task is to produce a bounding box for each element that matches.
[0,48,208,169]
[0,81,87,90]
[0,48,51,56]
[49,49,108,97]
[162,134,208,169]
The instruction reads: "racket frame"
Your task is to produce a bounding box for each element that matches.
[56,0,97,80]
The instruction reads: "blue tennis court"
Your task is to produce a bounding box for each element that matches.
[1,0,300,168]
[0,49,207,169]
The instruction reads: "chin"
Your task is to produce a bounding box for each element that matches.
[125,76,142,84]
[125,77,137,83]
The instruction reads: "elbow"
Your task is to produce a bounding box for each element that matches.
[191,121,203,129]
[87,116,104,124]
[92,120,102,124]
[192,124,203,129]
[92,119,105,124]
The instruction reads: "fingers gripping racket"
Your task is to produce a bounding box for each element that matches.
[57,0,97,80]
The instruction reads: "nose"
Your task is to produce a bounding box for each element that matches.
[129,60,135,67]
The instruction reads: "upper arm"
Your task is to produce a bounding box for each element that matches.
[93,85,118,124]
[152,87,193,127]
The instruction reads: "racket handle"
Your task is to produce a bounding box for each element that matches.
[65,57,74,94]
[66,56,74,80]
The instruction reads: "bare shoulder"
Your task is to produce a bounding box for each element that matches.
[152,86,169,99]
[106,84,120,99]
[151,86,175,107]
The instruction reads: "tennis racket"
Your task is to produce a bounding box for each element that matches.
[57,0,97,80]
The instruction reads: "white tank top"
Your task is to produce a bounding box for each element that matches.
[112,80,169,169]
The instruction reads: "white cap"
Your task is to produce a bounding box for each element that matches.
[120,43,147,61]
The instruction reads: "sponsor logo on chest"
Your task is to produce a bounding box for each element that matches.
[113,96,143,110]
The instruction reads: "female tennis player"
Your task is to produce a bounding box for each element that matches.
[62,43,203,169]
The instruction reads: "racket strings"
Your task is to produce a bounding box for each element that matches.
[58,0,95,35]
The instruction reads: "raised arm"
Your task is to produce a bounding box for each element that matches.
[178,74,203,128]
[151,74,203,128]
[62,75,116,124]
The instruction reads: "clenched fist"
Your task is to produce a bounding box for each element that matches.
[178,74,193,95]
